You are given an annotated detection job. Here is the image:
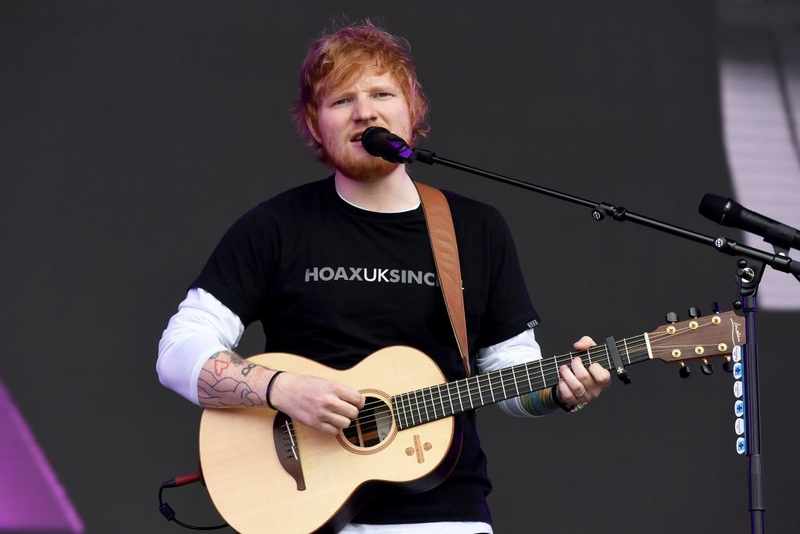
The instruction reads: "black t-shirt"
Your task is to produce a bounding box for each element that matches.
[193,176,540,524]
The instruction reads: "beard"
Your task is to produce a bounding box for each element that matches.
[321,139,401,183]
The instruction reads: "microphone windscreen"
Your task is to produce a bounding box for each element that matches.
[699,193,729,223]
[361,126,390,157]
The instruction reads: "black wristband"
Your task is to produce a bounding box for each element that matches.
[266,371,285,410]
[551,384,572,413]
[551,384,587,414]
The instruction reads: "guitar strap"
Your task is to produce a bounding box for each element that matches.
[415,182,471,377]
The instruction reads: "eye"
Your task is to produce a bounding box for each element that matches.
[373,92,393,99]
[330,97,353,106]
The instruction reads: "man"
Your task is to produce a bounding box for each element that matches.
[157,21,611,533]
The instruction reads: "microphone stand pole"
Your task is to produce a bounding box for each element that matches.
[735,257,766,534]
[412,147,800,534]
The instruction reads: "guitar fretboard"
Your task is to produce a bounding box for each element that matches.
[391,335,651,430]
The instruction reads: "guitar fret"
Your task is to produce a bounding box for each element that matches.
[511,366,520,397]
[477,374,486,406]
[396,394,407,429]
[523,364,531,393]
[418,391,424,425]
[436,384,445,420]
[414,390,423,426]
[404,392,414,426]
[623,338,631,364]
[465,378,474,409]
[446,382,455,416]
[422,389,429,424]
[495,369,504,398]
[394,395,402,429]
[523,364,533,392]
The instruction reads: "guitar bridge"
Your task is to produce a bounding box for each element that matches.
[273,412,306,491]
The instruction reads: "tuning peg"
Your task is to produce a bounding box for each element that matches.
[701,359,713,375]
[723,356,734,373]
[711,302,722,314]
[688,307,701,318]
[679,363,691,378]
[665,312,679,323]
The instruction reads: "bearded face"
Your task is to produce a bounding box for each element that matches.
[310,70,413,183]
[320,131,399,183]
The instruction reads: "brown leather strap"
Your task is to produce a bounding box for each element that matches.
[415,182,471,376]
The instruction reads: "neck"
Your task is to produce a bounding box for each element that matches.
[334,167,420,213]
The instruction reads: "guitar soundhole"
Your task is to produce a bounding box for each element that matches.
[342,396,392,448]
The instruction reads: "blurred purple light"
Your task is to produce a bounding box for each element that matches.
[0,378,83,532]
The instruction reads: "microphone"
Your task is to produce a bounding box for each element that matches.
[699,193,800,250]
[361,127,415,163]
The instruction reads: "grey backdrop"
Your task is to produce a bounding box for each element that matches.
[2,1,798,533]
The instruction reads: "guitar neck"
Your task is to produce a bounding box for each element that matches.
[392,334,652,430]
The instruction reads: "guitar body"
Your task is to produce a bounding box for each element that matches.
[199,346,460,534]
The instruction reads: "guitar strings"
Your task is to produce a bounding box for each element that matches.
[284,319,734,436]
[350,321,728,430]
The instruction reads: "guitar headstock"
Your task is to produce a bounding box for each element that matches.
[646,310,745,364]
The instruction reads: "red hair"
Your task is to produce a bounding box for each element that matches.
[293,21,430,160]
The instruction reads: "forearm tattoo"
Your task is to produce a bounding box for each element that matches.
[198,351,265,408]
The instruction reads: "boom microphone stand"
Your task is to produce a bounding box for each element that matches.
[411,147,800,534]
[409,147,800,534]
[361,127,799,534]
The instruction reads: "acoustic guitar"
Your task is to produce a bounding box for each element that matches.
[199,310,745,533]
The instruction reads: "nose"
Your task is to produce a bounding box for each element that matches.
[352,95,377,123]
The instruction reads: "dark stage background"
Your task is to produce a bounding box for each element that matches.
[2,1,798,533]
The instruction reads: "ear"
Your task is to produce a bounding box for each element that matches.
[306,116,321,144]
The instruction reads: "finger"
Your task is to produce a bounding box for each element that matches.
[570,356,592,380]
[588,362,612,387]
[324,411,355,431]
[338,387,366,410]
[329,386,365,418]
[558,361,588,402]
[316,421,342,435]
[572,335,596,351]
[332,398,361,421]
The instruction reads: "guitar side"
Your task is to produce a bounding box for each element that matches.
[199,346,458,534]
